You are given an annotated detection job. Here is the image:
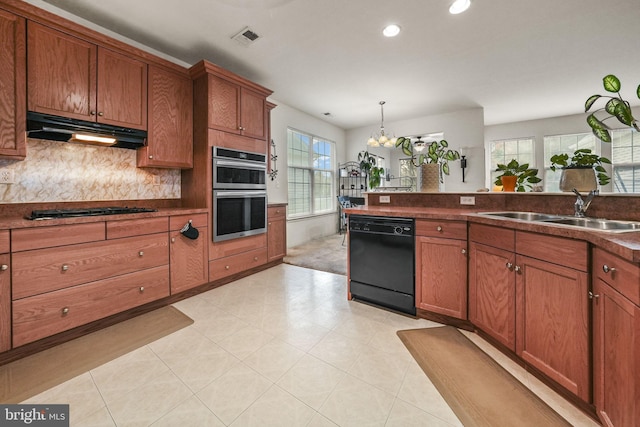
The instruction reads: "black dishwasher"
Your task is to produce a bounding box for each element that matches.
[349,215,415,315]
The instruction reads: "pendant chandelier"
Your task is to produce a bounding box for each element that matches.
[367,101,397,148]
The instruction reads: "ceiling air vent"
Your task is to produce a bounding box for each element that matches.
[232,27,260,46]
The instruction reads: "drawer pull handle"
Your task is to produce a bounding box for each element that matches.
[436,226,443,232]
[61,264,69,272]
[225,265,230,270]
[506,262,514,271]
[602,264,616,274]
[139,251,144,257]
[61,307,69,316]
[139,286,145,293]
[0,264,7,271]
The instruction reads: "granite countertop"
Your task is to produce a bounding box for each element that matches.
[0,207,209,230]
[344,205,640,263]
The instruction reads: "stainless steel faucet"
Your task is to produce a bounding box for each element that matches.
[572,188,598,217]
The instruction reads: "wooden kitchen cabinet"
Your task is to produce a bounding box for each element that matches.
[0,10,26,160]
[592,248,640,426]
[415,220,467,319]
[469,224,590,401]
[27,22,147,130]
[0,230,10,352]
[138,65,193,168]
[267,205,287,262]
[169,214,209,294]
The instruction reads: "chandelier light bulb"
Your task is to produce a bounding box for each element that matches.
[382,24,401,37]
[449,0,471,14]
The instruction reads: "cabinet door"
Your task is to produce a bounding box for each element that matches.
[240,87,266,139]
[170,228,208,294]
[208,74,240,134]
[593,278,639,427]
[268,217,286,261]
[97,48,147,130]
[0,10,26,160]
[138,65,193,168]
[27,22,97,121]
[416,236,467,319]
[0,254,10,352]
[516,255,589,401]
[469,242,516,350]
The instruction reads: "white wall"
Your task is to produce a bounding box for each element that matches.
[345,108,486,192]
[267,99,347,247]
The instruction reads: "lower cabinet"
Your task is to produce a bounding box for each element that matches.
[469,223,590,402]
[415,219,467,319]
[592,248,640,426]
[169,214,208,294]
[267,205,286,262]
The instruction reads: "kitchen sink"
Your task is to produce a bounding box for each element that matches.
[477,211,640,233]
[479,211,562,221]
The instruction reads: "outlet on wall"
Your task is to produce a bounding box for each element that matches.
[379,195,391,203]
[460,196,475,205]
[0,169,15,184]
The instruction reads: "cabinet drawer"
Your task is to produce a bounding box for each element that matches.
[210,233,266,260]
[516,231,587,272]
[268,206,286,220]
[11,222,105,252]
[0,230,8,253]
[593,248,640,306]
[209,248,267,281]
[469,223,515,251]
[12,233,168,299]
[170,213,208,231]
[12,265,170,347]
[416,219,466,239]
[107,217,168,239]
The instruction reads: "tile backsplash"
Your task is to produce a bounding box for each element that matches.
[0,138,180,203]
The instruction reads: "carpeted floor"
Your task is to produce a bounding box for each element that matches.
[397,326,572,427]
[283,233,347,275]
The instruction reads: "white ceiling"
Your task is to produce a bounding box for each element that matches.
[36,0,640,130]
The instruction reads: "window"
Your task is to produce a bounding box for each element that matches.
[611,128,640,193]
[398,158,418,192]
[489,137,535,186]
[543,132,597,192]
[287,128,335,216]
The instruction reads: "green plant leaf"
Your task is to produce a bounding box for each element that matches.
[636,84,640,99]
[587,113,612,142]
[442,163,450,175]
[401,140,413,156]
[440,140,449,148]
[614,102,634,126]
[605,98,621,115]
[603,74,621,93]
[585,95,601,112]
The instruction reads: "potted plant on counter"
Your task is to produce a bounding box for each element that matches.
[585,74,640,142]
[358,150,385,190]
[550,148,611,191]
[395,137,460,192]
[494,159,541,192]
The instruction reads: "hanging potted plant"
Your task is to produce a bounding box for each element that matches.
[494,159,541,192]
[585,74,640,142]
[395,137,460,192]
[358,150,384,190]
[549,148,611,191]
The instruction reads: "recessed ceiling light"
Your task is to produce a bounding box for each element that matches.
[382,24,401,37]
[449,0,471,14]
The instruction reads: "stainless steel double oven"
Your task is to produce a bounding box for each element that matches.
[212,147,267,242]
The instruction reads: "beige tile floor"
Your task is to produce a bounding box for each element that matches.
[23,264,600,426]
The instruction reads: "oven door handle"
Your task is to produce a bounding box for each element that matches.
[214,159,267,170]
[214,190,267,198]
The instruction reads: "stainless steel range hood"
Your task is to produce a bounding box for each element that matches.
[27,112,147,149]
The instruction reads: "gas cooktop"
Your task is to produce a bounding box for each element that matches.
[27,207,157,220]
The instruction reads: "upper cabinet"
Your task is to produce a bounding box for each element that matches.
[137,65,193,168]
[0,10,26,160]
[27,22,147,130]
[190,60,272,141]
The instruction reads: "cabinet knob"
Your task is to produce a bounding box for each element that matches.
[149,155,154,159]
[514,265,522,273]
[506,262,514,271]
[436,226,443,232]
[139,286,145,293]
[602,264,616,274]
[171,237,176,243]
[98,112,104,117]
[225,265,230,270]
[0,264,7,271]
[253,256,258,261]
[61,264,69,272]
[90,110,96,116]
[268,222,272,226]
[61,307,69,316]
[238,126,245,131]
[138,251,144,257]
[589,291,600,300]
[461,249,466,254]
